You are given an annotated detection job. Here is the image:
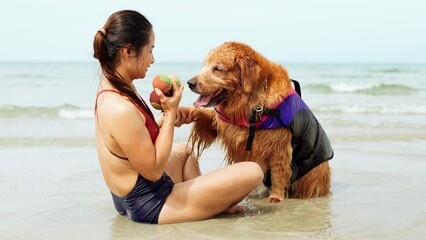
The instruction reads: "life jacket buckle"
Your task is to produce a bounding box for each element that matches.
[254,105,264,122]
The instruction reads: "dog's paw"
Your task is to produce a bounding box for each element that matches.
[266,194,283,203]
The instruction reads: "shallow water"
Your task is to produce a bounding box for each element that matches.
[1,62,426,239]
[1,143,426,239]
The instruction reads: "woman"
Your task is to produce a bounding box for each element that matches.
[93,10,263,224]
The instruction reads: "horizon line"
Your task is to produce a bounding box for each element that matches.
[1,60,425,65]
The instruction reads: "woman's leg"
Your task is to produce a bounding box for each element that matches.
[158,161,264,224]
[165,143,201,183]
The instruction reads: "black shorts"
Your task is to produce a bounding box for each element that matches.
[111,172,174,224]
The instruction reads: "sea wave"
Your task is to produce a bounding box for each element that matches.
[0,104,93,119]
[314,104,426,115]
[305,82,417,95]
[368,67,417,73]
[3,73,50,79]
[0,137,94,147]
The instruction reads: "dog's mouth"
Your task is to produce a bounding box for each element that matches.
[193,88,227,108]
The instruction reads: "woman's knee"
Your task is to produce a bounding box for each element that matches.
[249,162,264,184]
[172,143,195,158]
[234,162,264,186]
[170,143,190,162]
[167,143,200,182]
[172,142,189,153]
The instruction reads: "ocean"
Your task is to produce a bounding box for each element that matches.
[1,62,425,239]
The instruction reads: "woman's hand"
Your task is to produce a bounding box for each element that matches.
[154,80,184,114]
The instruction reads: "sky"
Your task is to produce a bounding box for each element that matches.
[1,0,425,63]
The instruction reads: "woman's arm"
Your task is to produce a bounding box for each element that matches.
[109,82,183,181]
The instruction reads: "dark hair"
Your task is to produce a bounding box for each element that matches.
[93,10,153,117]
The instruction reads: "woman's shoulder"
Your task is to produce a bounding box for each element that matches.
[97,91,146,123]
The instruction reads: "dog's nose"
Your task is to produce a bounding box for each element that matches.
[187,78,198,92]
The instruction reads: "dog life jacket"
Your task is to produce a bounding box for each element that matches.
[214,81,334,183]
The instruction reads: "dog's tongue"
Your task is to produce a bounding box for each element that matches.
[193,95,212,108]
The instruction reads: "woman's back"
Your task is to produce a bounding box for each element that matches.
[95,88,141,196]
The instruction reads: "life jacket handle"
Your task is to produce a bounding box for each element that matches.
[291,79,302,98]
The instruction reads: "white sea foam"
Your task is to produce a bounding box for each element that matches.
[0,104,94,119]
[315,104,426,115]
[330,82,381,92]
[58,108,93,119]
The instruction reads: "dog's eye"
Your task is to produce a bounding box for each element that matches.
[214,66,225,72]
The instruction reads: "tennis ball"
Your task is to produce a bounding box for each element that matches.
[149,90,162,110]
[168,74,181,87]
[152,74,181,97]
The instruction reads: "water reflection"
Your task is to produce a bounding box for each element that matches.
[109,195,333,239]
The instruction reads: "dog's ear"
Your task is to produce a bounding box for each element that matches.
[237,56,260,93]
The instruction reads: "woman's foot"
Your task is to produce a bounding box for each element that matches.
[223,204,245,214]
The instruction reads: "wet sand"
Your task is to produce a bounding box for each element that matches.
[1,133,426,239]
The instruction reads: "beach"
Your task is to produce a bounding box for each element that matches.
[1,62,425,239]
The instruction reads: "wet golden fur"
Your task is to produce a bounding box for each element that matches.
[188,42,331,202]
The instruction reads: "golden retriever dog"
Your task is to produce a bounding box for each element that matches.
[187,42,334,202]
